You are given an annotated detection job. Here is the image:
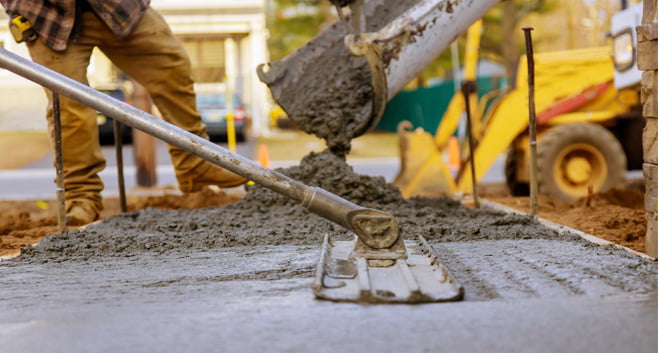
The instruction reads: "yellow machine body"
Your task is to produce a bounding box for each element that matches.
[394,44,639,199]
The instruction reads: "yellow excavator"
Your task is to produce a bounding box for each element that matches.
[259,0,642,203]
[393,17,643,202]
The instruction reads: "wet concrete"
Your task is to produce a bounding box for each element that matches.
[1,151,658,352]
[1,247,657,352]
[14,151,579,262]
[263,0,420,155]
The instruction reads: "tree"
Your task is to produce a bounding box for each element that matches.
[482,0,558,79]
[267,0,337,61]
[415,1,557,85]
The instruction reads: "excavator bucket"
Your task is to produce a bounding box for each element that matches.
[312,234,463,304]
[393,122,456,198]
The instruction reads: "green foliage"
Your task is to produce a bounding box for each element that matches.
[267,0,337,61]
[422,0,558,82]
[481,0,558,63]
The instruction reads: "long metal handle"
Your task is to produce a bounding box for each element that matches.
[0,47,398,249]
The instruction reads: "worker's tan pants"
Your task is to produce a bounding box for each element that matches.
[27,8,209,213]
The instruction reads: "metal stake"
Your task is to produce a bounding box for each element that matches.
[52,92,67,232]
[113,119,127,212]
[462,81,480,208]
[523,27,539,217]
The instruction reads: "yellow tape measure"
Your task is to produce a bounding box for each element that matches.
[9,16,37,43]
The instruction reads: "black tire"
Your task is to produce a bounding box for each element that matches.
[618,114,645,170]
[504,146,530,196]
[236,129,247,142]
[537,123,627,201]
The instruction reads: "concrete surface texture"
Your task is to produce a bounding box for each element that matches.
[1,151,657,352]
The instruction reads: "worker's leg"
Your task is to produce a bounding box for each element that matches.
[91,8,246,191]
[26,37,105,223]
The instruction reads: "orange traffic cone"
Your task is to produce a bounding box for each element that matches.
[448,136,460,171]
[258,143,271,169]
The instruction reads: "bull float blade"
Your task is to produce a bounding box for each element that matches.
[312,234,463,304]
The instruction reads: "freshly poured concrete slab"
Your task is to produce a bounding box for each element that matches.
[1,246,656,353]
[1,152,656,352]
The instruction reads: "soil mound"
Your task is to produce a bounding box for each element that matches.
[489,187,648,252]
[594,188,644,209]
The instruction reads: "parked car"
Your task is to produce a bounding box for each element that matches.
[196,92,248,142]
[96,88,133,145]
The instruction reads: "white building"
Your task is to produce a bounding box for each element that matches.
[0,16,48,132]
[0,0,271,136]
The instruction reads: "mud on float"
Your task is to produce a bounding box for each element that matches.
[0,0,503,303]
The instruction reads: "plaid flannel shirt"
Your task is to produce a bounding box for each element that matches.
[0,0,150,51]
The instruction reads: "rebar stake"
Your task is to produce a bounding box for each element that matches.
[113,119,127,212]
[462,81,480,208]
[52,92,67,233]
[522,26,539,217]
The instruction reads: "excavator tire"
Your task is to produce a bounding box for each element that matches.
[504,146,530,196]
[537,123,627,202]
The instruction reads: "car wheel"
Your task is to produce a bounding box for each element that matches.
[236,129,246,142]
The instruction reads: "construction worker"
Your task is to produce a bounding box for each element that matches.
[1,0,247,226]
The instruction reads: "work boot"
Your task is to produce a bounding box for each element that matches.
[178,161,248,193]
[66,201,100,227]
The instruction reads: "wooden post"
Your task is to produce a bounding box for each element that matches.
[639,0,658,257]
[130,82,158,187]
[501,0,517,80]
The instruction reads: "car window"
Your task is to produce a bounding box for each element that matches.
[232,95,243,108]
[197,94,226,107]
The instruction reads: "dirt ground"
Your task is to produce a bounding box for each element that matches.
[482,181,647,253]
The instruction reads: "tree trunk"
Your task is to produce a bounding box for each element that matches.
[502,0,518,80]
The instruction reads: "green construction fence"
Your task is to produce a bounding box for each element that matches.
[375,76,506,134]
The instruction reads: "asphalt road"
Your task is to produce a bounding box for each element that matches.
[0,139,255,199]
[0,137,511,200]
